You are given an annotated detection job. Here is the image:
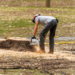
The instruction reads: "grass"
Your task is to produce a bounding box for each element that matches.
[0,6,75,37]
[0,0,75,37]
[0,69,49,75]
[0,68,75,75]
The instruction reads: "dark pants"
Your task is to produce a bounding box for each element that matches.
[39,19,58,53]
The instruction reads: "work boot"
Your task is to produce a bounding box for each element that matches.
[49,44,54,54]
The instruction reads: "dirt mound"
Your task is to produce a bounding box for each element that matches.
[0,37,37,52]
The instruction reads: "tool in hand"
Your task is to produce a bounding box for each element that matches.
[30,36,39,46]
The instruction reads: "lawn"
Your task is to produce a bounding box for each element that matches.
[0,0,75,37]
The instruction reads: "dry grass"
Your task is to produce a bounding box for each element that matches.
[0,0,75,7]
[0,0,75,37]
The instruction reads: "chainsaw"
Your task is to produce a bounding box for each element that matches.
[30,36,39,46]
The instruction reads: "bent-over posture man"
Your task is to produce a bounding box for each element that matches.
[32,14,58,54]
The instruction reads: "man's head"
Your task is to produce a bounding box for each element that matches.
[32,14,41,23]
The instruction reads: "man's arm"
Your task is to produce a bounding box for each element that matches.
[33,21,38,37]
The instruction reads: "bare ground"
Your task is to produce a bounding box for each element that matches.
[0,37,75,74]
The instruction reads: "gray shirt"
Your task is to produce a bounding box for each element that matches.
[35,16,56,26]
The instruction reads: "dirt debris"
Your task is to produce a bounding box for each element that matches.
[0,53,75,75]
[0,37,38,52]
[0,37,75,74]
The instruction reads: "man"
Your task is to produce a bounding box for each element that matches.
[32,14,58,54]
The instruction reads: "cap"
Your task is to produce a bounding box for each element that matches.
[32,14,41,23]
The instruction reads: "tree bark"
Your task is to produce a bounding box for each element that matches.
[45,0,50,7]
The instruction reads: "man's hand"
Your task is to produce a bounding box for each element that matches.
[31,36,36,39]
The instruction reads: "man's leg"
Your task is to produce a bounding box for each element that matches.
[49,24,57,54]
[39,25,51,52]
[39,31,45,52]
[39,21,55,52]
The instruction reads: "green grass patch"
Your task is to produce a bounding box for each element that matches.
[0,68,75,75]
[0,19,34,37]
[0,69,49,75]
[11,19,33,27]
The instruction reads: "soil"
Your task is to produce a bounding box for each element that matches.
[0,37,75,75]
